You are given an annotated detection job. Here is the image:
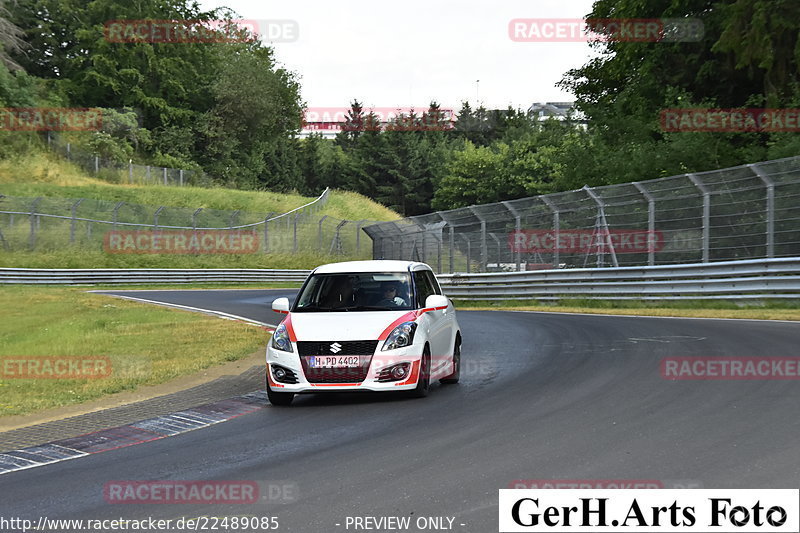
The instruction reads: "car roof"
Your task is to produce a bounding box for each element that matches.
[312,260,431,274]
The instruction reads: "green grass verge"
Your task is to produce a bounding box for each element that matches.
[0,286,269,417]
[0,250,349,270]
[83,282,301,291]
[453,298,800,321]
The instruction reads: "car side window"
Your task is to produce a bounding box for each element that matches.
[413,271,434,308]
[424,270,442,295]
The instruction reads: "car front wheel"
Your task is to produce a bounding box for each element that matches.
[410,346,431,398]
[266,373,294,406]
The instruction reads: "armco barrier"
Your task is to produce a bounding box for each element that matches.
[3,259,799,300]
[0,268,311,285]
[436,257,800,300]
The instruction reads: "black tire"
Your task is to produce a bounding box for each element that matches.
[440,338,461,384]
[266,372,294,406]
[410,346,431,398]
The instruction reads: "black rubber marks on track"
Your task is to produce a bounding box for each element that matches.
[0,391,267,475]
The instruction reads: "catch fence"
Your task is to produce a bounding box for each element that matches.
[364,156,800,273]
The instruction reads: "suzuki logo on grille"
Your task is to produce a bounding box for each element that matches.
[329,342,342,353]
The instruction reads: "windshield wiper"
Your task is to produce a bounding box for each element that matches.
[295,304,333,312]
[338,305,392,312]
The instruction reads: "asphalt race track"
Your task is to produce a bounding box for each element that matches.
[2,289,800,532]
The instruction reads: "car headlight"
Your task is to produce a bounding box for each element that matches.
[271,324,293,353]
[382,322,417,351]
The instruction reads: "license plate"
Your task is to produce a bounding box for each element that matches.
[308,356,360,368]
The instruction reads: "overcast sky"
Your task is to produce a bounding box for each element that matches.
[198,0,598,111]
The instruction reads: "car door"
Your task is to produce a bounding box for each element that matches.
[424,269,456,378]
[414,269,449,377]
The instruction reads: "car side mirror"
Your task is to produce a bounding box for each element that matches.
[425,294,448,310]
[272,297,290,314]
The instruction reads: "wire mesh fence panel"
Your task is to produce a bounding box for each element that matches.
[47,133,213,188]
[0,188,383,260]
[363,155,800,273]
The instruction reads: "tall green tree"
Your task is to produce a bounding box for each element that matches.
[199,44,302,188]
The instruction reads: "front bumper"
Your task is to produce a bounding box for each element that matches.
[266,343,423,393]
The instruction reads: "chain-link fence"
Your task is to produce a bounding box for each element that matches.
[0,188,378,258]
[364,156,800,273]
[46,133,213,187]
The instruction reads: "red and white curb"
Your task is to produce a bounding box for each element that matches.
[0,391,267,475]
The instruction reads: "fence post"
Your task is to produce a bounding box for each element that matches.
[436,232,442,273]
[163,167,168,186]
[748,163,775,258]
[128,161,133,183]
[66,143,71,160]
[29,197,41,251]
[318,215,329,252]
[293,212,300,253]
[489,233,502,270]
[449,224,455,274]
[112,202,124,230]
[94,156,99,174]
[355,220,366,255]
[70,199,84,244]
[466,208,487,272]
[154,206,165,231]
[146,165,151,184]
[330,220,347,255]
[584,185,619,268]
[541,196,560,268]
[192,208,203,230]
[263,213,275,254]
[459,234,471,273]
[179,169,184,187]
[688,173,710,263]
[502,201,522,271]
[633,182,656,266]
[420,227,427,264]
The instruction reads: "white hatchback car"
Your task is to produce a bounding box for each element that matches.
[266,260,462,406]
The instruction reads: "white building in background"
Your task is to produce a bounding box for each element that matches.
[527,102,577,119]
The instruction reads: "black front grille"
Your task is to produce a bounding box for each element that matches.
[297,341,378,357]
[303,364,370,383]
[296,340,378,384]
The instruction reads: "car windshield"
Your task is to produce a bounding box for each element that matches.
[293,272,414,312]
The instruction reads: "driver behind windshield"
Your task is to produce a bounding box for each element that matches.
[377,283,407,307]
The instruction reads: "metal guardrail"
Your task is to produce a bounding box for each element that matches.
[0,268,311,285]
[437,257,800,300]
[4,259,799,300]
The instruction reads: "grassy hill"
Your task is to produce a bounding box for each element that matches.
[0,152,401,270]
[0,152,399,221]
